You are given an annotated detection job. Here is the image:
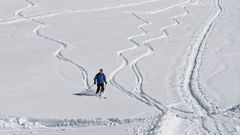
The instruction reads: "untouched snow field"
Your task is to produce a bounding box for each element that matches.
[0,0,240,134]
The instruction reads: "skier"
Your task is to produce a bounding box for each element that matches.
[94,68,107,96]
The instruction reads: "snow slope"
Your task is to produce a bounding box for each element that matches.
[0,0,239,134]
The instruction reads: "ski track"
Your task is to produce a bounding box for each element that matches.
[178,0,240,134]
[17,0,91,90]
[109,0,210,134]
[0,0,150,133]
[0,0,159,26]
[119,0,239,134]
[0,0,168,133]
[1,0,240,134]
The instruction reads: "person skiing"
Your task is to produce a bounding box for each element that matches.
[94,68,107,96]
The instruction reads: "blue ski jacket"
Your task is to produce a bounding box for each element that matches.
[94,73,107,84]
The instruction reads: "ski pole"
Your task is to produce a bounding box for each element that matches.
[89,84,94,89]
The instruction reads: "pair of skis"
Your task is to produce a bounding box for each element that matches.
[96,94,107,99]
[88,84,107,99]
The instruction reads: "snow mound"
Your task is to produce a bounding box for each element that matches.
[0,114,45,129]
[228,104,240,113]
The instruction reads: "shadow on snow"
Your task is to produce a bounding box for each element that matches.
[73,89,96,97]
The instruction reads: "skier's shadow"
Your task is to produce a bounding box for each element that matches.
[73,90,96,97]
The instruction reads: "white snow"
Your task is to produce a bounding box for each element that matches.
[0,0,240,134]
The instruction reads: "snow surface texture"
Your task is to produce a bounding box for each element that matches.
[0,0,240,134]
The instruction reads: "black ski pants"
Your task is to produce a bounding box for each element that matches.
[96,83,105,94]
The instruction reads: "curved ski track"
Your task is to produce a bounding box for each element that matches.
[0,0,159,26]
[16,0,91,89]
[19,0,209,134]
[0,0,152,133]
[0,0,168,133]
[109,0,211,134]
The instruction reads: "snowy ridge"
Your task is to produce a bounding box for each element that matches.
[0,114,144,130]
[30,117,143,128]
